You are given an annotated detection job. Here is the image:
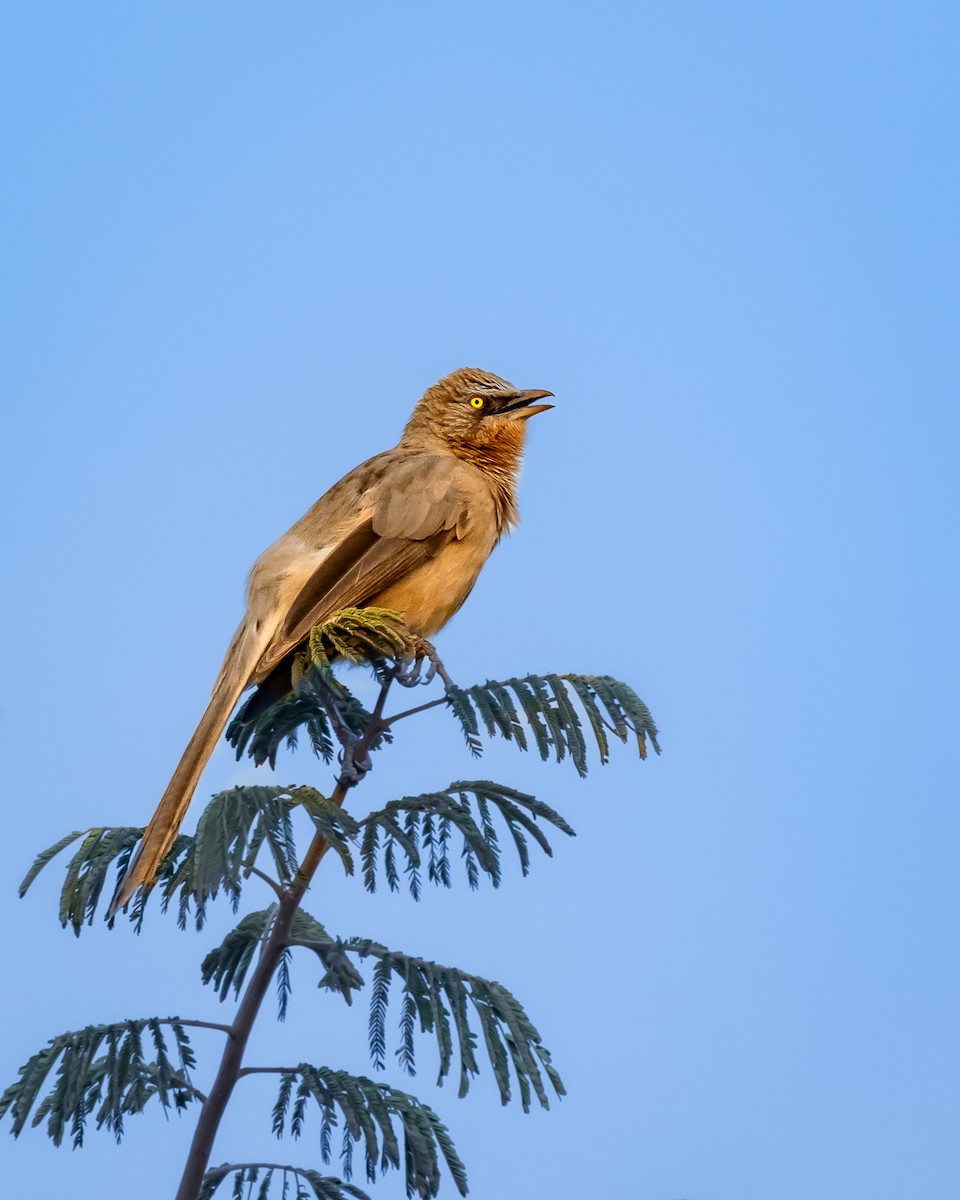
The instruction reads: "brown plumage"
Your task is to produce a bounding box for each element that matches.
[110,367,553,913]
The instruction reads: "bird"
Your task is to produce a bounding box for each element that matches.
[110,367,553,913]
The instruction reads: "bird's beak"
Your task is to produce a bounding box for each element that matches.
[502,389,555,420]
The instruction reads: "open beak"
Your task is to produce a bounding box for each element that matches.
[502,388,555,420]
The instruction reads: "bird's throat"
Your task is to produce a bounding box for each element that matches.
[449,424,525,532]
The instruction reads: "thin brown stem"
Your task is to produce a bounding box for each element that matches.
[285,938,334,951]
[245,864,284,898]
[174,1019,234,1035]
[202,1163,319,1186]
[235,1066,299,1079]
[385,695,448,725]
[174,674,395,1200]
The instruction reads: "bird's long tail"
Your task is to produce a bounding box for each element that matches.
[109,672,249,915]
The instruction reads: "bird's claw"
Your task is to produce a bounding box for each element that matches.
[337,737,373,788]
[395,638,451,688]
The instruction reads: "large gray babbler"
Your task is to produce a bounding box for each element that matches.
[111,367,553,912]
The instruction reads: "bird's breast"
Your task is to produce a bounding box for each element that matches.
[370,526,499,638]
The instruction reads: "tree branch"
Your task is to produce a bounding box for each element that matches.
[174,673,396,1200]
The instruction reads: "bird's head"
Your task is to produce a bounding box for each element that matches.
[402,367,554,467]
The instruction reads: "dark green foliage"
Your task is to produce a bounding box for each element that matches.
[229,688,339,769]
[446,673,660,773]
[176,786,301,919]
[271,1065,467,1198]
[203,908,365,1019]
[229,663,394,770]
[223,641,658,786]
[332,939,564,1111]
[202,907,287,1002]
[301,607,415,670]
[9,617,659,1198]
[562,674,660,762]
[19,826,144,935]
[299,790,361,877]
[18,830,87,896]
[20,786,351,933]
[226,608,410,770]
[208,910,563,1109]
[442,687,483,757]
[227,605,411,770]
[20,779,568,933]
[359,781,575,896]
[313,937,367,1006]
[0,1019,200,1146]
[201,1164,371,1200]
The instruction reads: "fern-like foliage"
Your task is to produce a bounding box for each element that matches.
[301,607,415,671]
[164,785,301,921]
[26,777,573,936]
[228,688,338,770]
[229,665,385,770]
[291,934,564,1111]
[0,1019,200,1146]
[18,826,144,935]
[227,607,410,768]
[446,673,660,773]
[20,787,357,933]
[201,1164,371,1200]
[271,1065,467,1198]
[202,908,365,1018]
[10,627,660,1197]
[359,781,575,896]
[201,907,285,1002]
[298,791,361,878]
[220,620,658,785]
[24,780,571,933]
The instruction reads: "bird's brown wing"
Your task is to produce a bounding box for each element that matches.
[370,454,474,540]
[271,521,451,659]
[257,453,471,676]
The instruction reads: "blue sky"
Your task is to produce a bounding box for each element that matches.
[2,4,958,1198]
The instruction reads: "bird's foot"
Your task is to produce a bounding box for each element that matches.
[395,638,452,688]
[337,735,373,789]
[307,672,376,787]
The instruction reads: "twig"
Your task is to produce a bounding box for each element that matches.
[173,1019,234,1035]
[202,1162,318,1183]
[235,1066,299,1079]
[244,864,284,898]
[385,696,448,725]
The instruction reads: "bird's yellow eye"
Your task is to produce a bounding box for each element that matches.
[469,395,485,409]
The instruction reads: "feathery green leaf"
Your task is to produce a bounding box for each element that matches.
[359,781,574,896]
[157,785,326,930]
[18,831,87,898]
[18,825,144,935]
[272,1065,467,1198]
[305,607,415,667]
[203,908,347,1011]
[443,672,660,772]
[227,606,410,768]
[201,1164,371,1200]
[288,935,562,1110]
[0,1019,202,1146]
[296,789,359,877]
